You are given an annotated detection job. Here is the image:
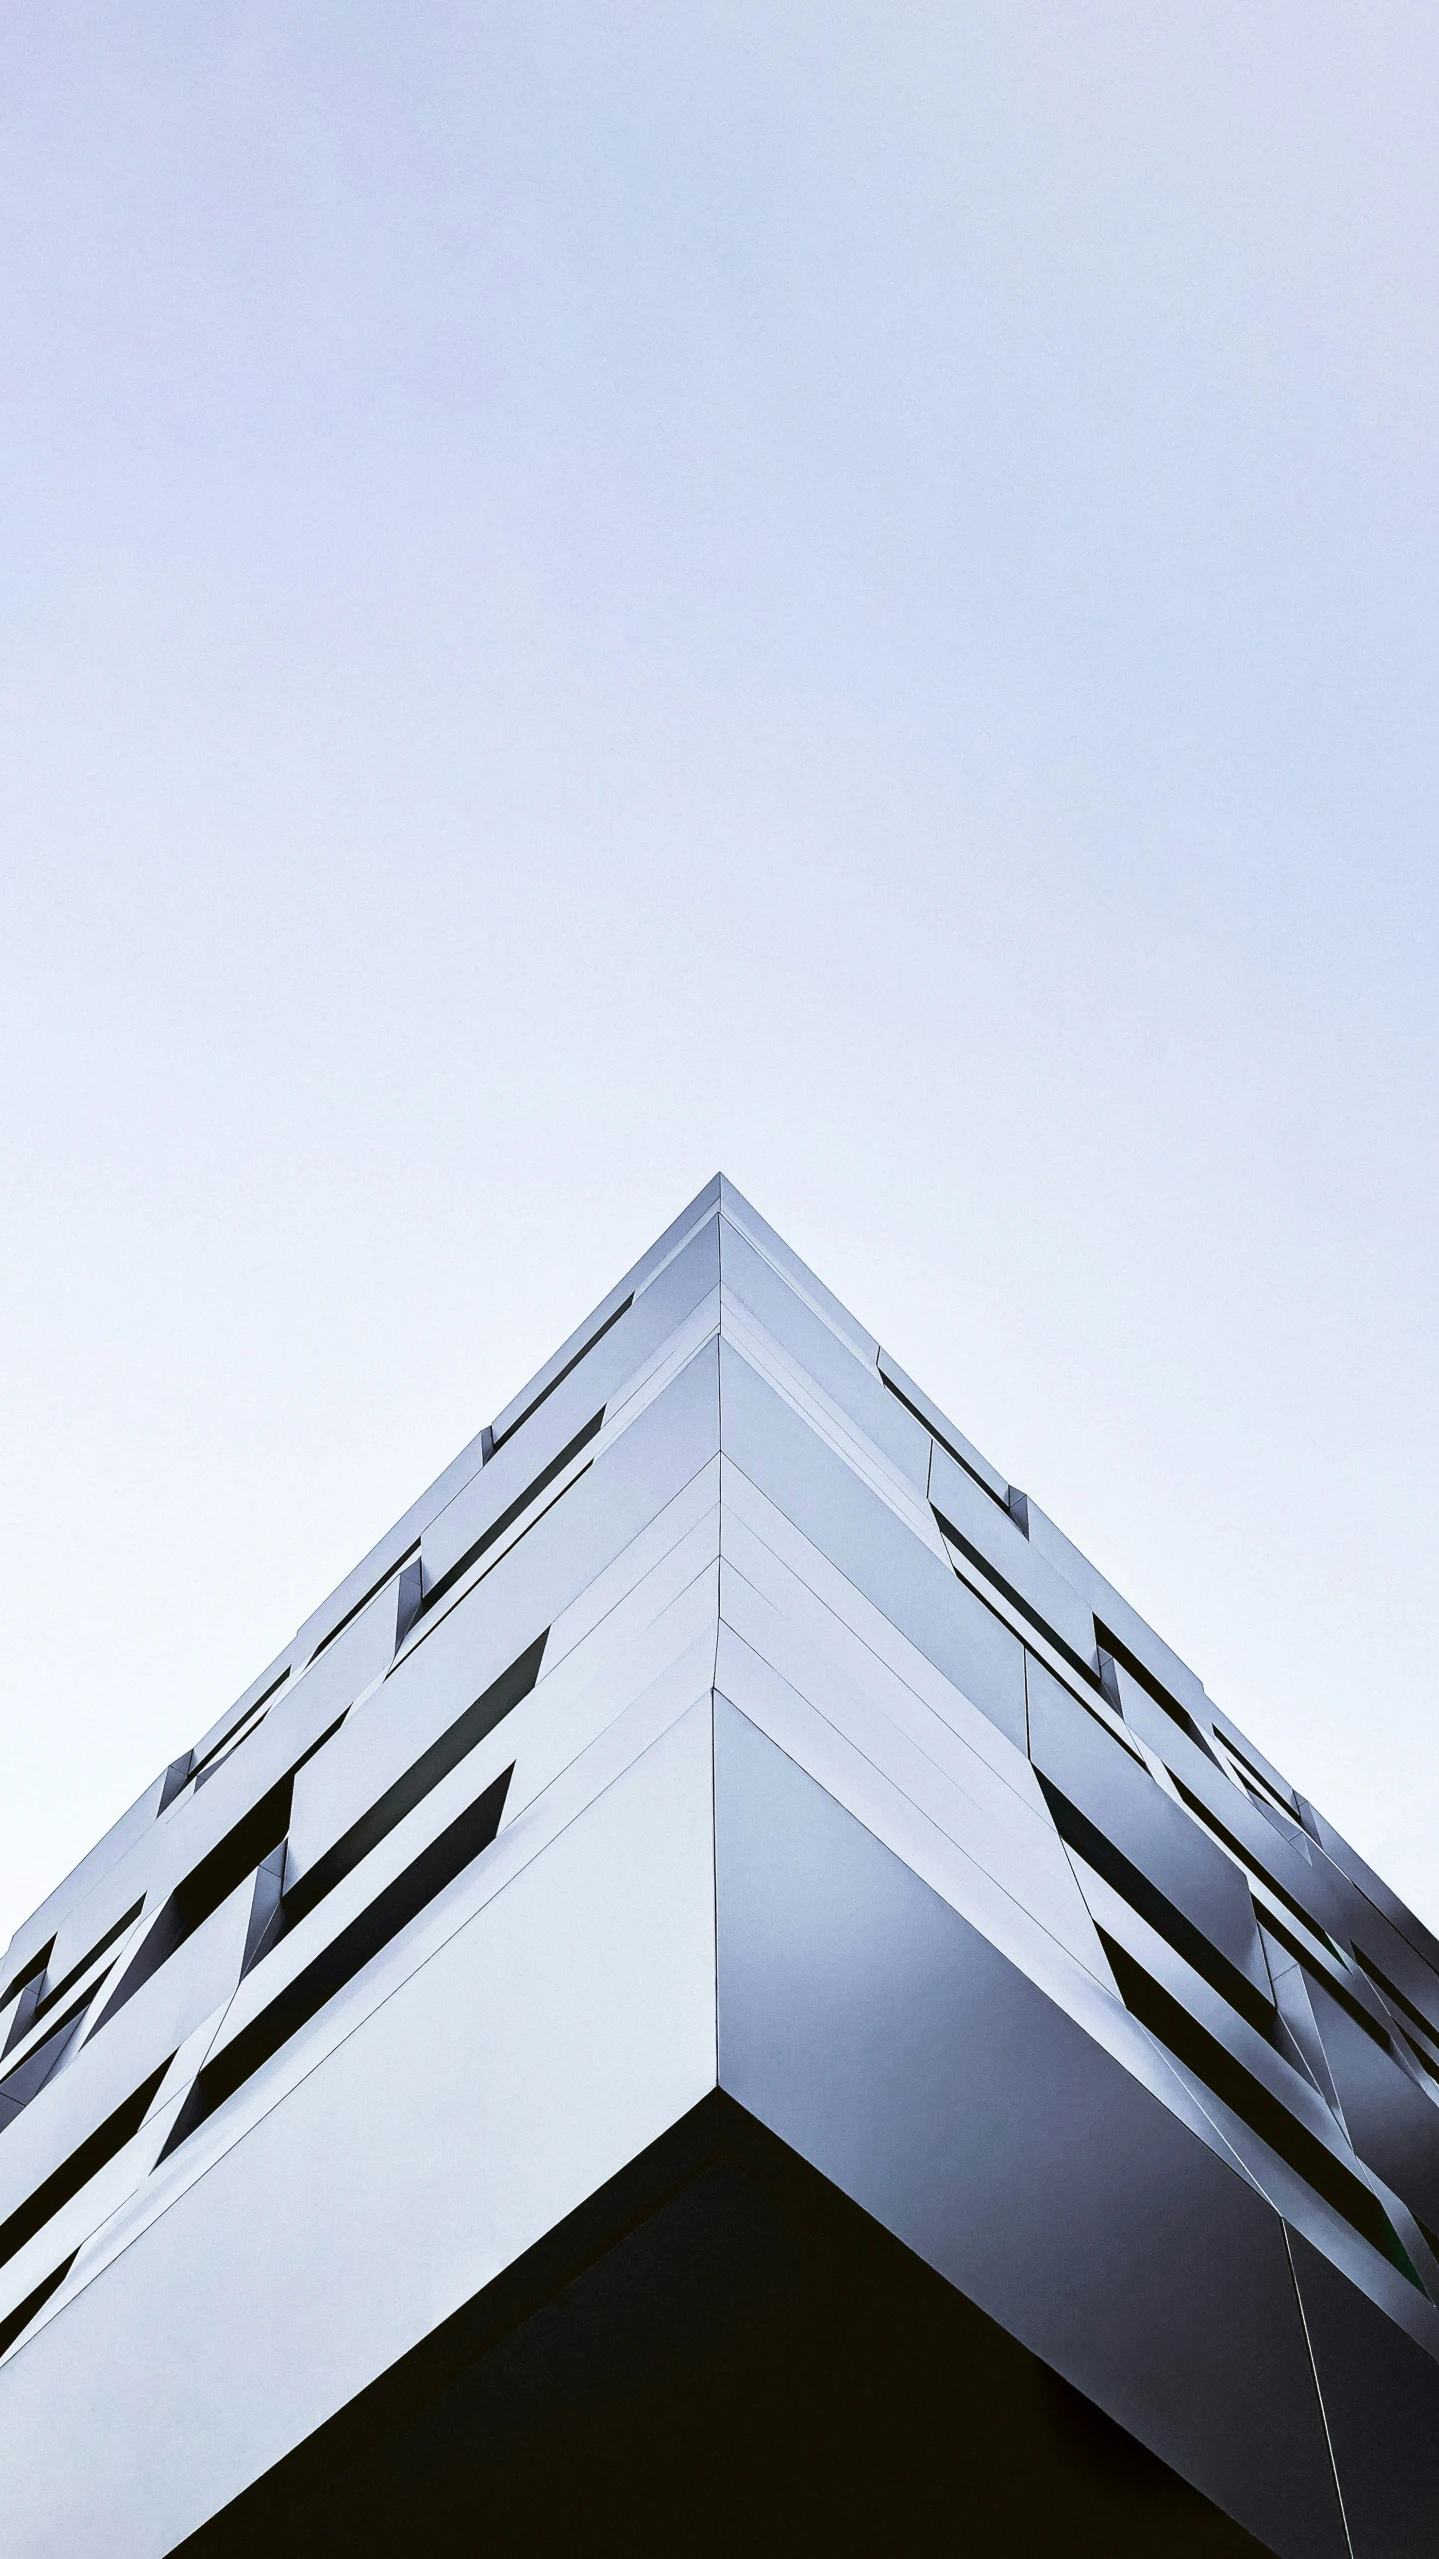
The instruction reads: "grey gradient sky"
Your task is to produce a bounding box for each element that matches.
[2,4,1436,1949]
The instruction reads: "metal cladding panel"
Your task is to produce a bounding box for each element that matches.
[1319,1873,1439,2046]
[716,1178,878,1365]
[1115,1678,1359,1949]
[284,1580,400,1715]
[718,1338,1028,1750]
[2,1778,165,1990]
[717,1218,931,1492]
[875,1346,1009,1502]
[1210,1710,1301,1810]
[0,1889,248,2267]
[713,1695,1348,2559]
[0,1703,719,2559]
[1023,1496,1214,1727]
[185,1649,295,1793]
[717,1455,1032,1801]
[714,1571,1106,1982]
[1300,1803,1439,1979]
[1289,2225,1439,2556]
[718,1506,1052,1846]
[1308,1976,1439,2241]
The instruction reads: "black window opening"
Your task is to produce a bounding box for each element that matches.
[488,1298,632,1459]
[1040,1778,1277,2040]
[417,1413,605,1623]
[28,1901,144,2034]
[95,1719,346,2032]
[86,1618,545,2042]
[282,1633,547,1933]
[161,1765,515,2160]
[0,2250,78,2361]
[1101,1932,1424,2291]
[0,2058,173,2277]
[1,1941,53,2007]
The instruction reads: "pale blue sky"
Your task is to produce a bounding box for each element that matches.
[2,4,1437,1945]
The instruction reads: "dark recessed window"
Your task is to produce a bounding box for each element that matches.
[162,1766,514,2159]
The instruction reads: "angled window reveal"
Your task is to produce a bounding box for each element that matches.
[2,1939,54,2011]
[1,1942,56,2059]
[161,1766,514,2158]
[935,1509,1098,1689]
[394,1558,424,1648]
[881,1374,1010,1513]
[1050,1682,1149,1771]
[30,1901,144,2031]
[308,1548,419,1669]
[241,1846,288,1978]
[1,1941,53,2009]
[182,1667,292,1800]
[1258,1905,1392,2053]
[0,2059,173,2276]
[96,1721,345,2031]
[1403,2033,1439,2092]
[1096,1624,1221,1766]
[489,1299,632,1458]
[1040,1777,1275,2037]
[1350,1945,1439,2050]
[158,1755,194,1815]
[1167,1775,1343,1957]
[0,2250,78,2361]
[418,1414,605,1622]
[1216,1732,1297,1815]
[0,1987,103,2132]
[1101,1933,1423,2290]
[283,1633,547,1930]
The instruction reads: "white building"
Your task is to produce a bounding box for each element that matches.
[1,1177,1435,2553]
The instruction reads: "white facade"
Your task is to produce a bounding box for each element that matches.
[1,1178,1436,2555]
